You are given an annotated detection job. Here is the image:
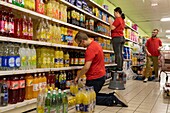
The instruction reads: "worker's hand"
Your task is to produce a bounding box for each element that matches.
[147,52,151,56]
[158,47,162,51]
[74,76,79,84]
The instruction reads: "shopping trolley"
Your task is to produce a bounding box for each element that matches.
[159,50,170,97]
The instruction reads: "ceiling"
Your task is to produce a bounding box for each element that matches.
[108,0,170,43]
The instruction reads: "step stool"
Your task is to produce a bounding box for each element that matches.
[108,71,125,90]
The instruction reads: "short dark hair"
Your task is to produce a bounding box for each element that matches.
[75,31,89,42]
[153,29,159,32]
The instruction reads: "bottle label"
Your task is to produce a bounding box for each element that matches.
[15,56,21,67]
[26,79,33,86]
[43,82,47,88]
[60,58,63,64]
[76,104,84,112]
[55,58,59,64]
[39,83,42,89]
[0,92,8,104]
[21,56,26,67]
[71,58,74,65]
[4,21,8,33]
[19,80,25,88]
[7,56,15,67]
[84,104,90,112]
[79,58,85,64]
[23,23,28,36]
[0,20,5,32]
[10,81,19,90]
[7,80,10,88]
[2,56,7,67]
[0,56,2,67]
[64,59,69,65]
[33,83,39,91]
[28,25,33,36]
[74,58,78,65]
[8,21,14,34]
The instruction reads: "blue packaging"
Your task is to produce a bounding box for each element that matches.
[75,0,82,9]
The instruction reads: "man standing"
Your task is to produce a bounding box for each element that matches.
[74,31,127,106]
[144,29,162,82]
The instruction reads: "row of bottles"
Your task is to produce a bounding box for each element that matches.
[94,37,113,50]
[0,10,33,40]
[37,88,68,113]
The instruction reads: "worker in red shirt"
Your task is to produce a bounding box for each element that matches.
[109,7,125,71]
[74,31,128,107]
[144,29,162,82]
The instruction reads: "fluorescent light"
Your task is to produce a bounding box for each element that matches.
[166,30,170,33]
[160,17,170,22]
[151,3,158,6]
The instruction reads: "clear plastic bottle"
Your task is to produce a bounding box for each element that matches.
[27,17,33,40]
[14,44,21,70]
[0,78,8,106]
[2,43,8,70]
[18,75,25,102]
[7,43,15,70]
[0,42,3,70]
[57,89,63,113]
[51,89,57,113]
[62,90,68,113]
[30,45,36,69]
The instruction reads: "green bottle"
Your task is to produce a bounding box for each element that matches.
[62,90,68,113]
[45,90,51,113]
[51,90,57,113]
[57,89,63,113]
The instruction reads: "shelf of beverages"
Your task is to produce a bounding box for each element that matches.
[60,0,110,26]
[125,24,138,34]
[0,1,111,40]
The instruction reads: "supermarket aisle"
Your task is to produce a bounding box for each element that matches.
[69,80,170,113]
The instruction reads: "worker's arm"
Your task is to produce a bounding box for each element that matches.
[109,21,116,30]
[74,61,92,83]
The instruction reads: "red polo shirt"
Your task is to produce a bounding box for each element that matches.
[111,17,125,38]
[85,41,106,80]
[145,37,162,56]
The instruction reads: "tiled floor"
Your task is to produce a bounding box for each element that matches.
[69,80,170,113]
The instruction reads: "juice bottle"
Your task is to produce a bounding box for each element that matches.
[27,17,33,40]
[25,74,33,100]
[75,89,83,113]
[82,88,91,113]
[59,49,64,68]
[18,75,25,102]
[62,90,68,113]
[14,18,20,38]
[46,72,51,89]
[8,12,14,37]
[55,48,60,68]
[20,15,28,39]
[38,73,43,89]
[36,0,45,14]
[59,71,63,90]
[42,73,47,89]
[64,52,70,67]
[46,0,52,17]
[0,78,8,106]
[33,74,39,98]
[9,75,19,104]
[55,72,59,88]
[50,72,55,89]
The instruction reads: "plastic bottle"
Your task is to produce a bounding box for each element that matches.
[18,75,25,102]
[27,17,33,40]
[38,73,43,90]
[75,89,83,113]
[33,74,39,98]
[19,44,26,70]
[0,43,3,70]
[45,90,51,113]
[0,78,8,106]
[64,52,70,67]
[8,12,14,37]
[46,72,51,89]
[66,71,72,89]
[30,45,36,69]
[0,10,7,36]
[4,11,9,37]
[42,73,47,89]
[59,49,64,68]
[25,44,31,69]
[14,44,21,70]
[36,0,45,14]
[37,88,45,113]
[50,72,55,89]
[57,89,63,113]
[25,74,33,100]
[51,89,57,113]
[63,71,67,90]
[2,42,8,70]
[9,75,19,104]
[63,90,68,113]
[83,88,91,113]
[7,43,15,70]
[20,15,28,39]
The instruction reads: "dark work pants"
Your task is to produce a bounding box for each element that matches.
[111,36,125,70]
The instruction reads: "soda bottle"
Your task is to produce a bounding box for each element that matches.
[9,75,19,104]
[42,73,47,89]
[55,72,59,88]
[14,44,21,70]
[27,17,33,40]
[46,72,51,89]
[44,90,51,113]
[0,78,8,106]
[7,43,15,70]
[0,42,3,70]
[25,44,31,69]
[1,42,8,70]
[18,75,25,102]
[57,89,63,113]
[20,15,28,39]
[51,90,57,113]
[19,44,26,70]
[30,45,36,69]
[4,11,9,37]
[8,12,14,37]
[50,72,55,89]
[25,74,33,100]
[33,74,39,98]
[14,18,20,38]
[62,90,68,113]
[0,10,6,36]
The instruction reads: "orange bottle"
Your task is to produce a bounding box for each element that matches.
[25,74,33,100]
[38,73,43,90]
[42,73,47,89]
[33,74,39,98]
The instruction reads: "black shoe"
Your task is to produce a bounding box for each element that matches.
[109,91,128,107]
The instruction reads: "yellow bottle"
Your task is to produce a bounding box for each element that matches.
[82,88,91,113]
[25,74,33,100]
[75,89,83,113]
[33,74,39,98]
[59,49,64,68]
[91,87,96,112]
[64,52,70,67]
[55,48,60,68]
[42,73,47,89]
